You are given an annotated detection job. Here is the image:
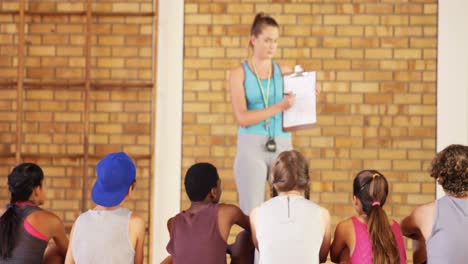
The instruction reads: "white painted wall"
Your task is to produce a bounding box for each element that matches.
[152,0,183,262]
[437,0,468,198]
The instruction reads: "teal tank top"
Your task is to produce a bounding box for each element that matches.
[238,61,291,138]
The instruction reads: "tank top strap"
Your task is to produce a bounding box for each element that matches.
[15,203,43,220]
[350,216,373,263]
[272,61,282,77]
[241,60,249,73]
[351,216,367,234]
[390,220,407,263]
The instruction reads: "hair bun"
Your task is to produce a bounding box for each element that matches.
[255,12,265,19]
[249,12,279,39]
[253,12,265,25]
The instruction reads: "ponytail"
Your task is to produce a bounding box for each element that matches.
[353,170,400,264]
[0,205,20,259]
[367,203,399,264]
[0,163,44,259]
[251,12,265,35]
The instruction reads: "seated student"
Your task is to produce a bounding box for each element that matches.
[65,152,146,264]
[401,144,468,264]
[330,170,406,264]
[250,150,331,264]
[0,163,68,263]
[166,162,254,264]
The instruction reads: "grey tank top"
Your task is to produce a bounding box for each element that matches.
[1,205,47,264]
[426,196,468,264]
[71,207,135,264]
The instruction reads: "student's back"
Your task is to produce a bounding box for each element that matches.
[255,195,323,264]
[165,162,253,264]
[401,145,468,264]
[0,163,68,264]
[1,204,48,264]
[65,152,145,264]
[250,151,331,264]
[167,203,227,264]
[426,195,468,264]
[331,170,406,264]
[348,216,406,264]
[71,208,135,264]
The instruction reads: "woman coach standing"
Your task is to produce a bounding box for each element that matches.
[230,12,300,214]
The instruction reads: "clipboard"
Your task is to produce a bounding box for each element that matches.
[282,65,317,132]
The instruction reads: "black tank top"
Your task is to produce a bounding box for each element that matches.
[0,204,48,264]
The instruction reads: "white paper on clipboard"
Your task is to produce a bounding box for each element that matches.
[283,68,316,130]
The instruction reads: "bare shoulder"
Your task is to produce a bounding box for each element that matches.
[319,206,330,226]
[130,212,145,229]
[250,206,259,219]
[333,218,354,247]
[32,209,63,225]
[229,65,244,79]
[410,201,436,225]
[218,203,238,209]
[0,207,5,216]
[129,212,145,244]
[218,203,242,216]
[336,218,353,233]
[27,209,65,237]
[412,201,436,218]
[319,206,330,218]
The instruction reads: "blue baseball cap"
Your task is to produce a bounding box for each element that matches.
[91,152,136,207]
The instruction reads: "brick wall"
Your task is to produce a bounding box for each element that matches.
[0,0,155,261]
[0,1,20,181]
[1,0,438,261]
[183,1,437,261]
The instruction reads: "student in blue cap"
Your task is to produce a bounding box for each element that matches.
[65,152,146,264]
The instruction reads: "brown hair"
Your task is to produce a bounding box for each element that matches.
[270,150,310,199]
[430,144,468,197]
[353,170,399,264]
[249,12,279,48]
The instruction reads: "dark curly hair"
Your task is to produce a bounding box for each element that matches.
[430,144,468,197]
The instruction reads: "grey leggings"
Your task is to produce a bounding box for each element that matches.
[234,133,293,214]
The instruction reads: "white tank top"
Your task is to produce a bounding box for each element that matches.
[71,207,135,264]
[256,195,323,264]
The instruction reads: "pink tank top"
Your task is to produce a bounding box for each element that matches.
[350,216,406,264]
[166,203,228,264]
